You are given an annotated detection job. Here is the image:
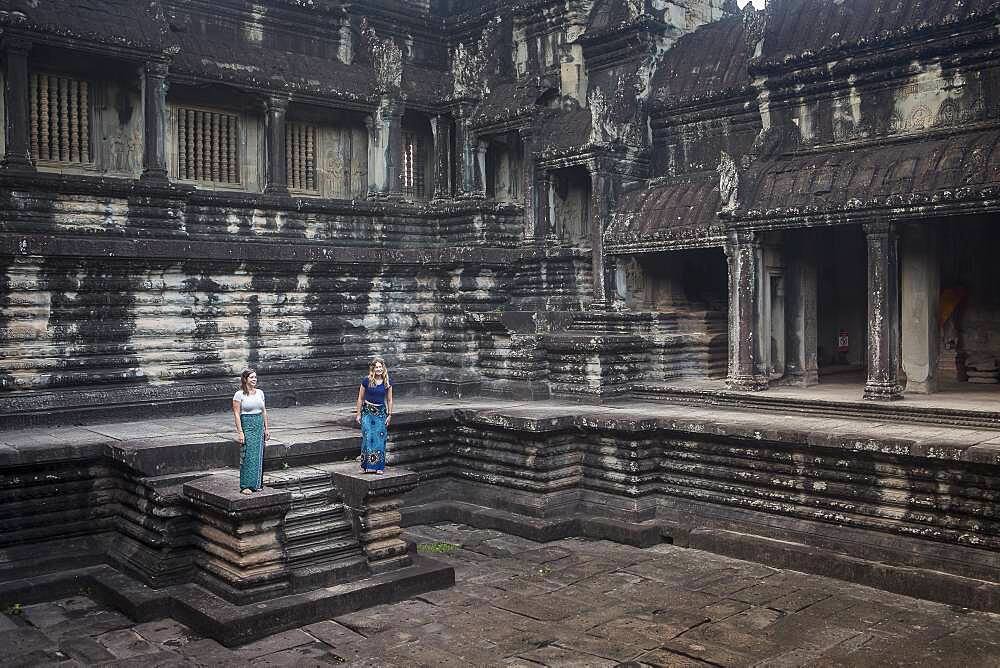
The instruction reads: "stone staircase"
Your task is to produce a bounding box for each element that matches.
[263,464,368,591]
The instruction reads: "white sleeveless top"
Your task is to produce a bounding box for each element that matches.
[233,389,265,414]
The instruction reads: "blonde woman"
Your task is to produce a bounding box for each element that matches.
[231,368,270,494]
[355,357,393,474]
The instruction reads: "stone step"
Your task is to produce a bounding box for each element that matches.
[283,518,353,543]
[289,554,370,592]
[286,537,364,566]
[285,503,348,524]
[634,382,1000,430]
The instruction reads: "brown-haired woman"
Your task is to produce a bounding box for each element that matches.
[231,368,270,494]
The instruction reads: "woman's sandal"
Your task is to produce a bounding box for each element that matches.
[241,488,253,495]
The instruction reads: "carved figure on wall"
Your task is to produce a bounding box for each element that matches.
[588,73,643,147]
[450,16,501,100]
[718,150,740,213]
[742,4,766,57]
[588,87,610,144]
[360,19,403,94]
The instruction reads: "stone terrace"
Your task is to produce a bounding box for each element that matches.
[5,522,1000,666]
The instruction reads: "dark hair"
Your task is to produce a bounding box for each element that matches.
[240,368,257,394]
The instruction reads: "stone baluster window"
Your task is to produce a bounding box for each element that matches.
[401,130,425,198]
[29,72,91,164]
[286,122,317,191]
[176,107,240,184]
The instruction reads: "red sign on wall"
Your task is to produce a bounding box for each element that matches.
[837,330,849,353]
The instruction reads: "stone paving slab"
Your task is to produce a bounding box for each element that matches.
[4,523,1000,666]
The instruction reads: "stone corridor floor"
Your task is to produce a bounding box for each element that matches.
[5,524,1000,667]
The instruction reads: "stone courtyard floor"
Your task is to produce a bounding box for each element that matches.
[4,524,1000,667]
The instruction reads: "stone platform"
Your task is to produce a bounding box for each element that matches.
[5,394,1000,623]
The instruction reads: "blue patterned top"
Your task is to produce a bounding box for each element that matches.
[362,377,390,405]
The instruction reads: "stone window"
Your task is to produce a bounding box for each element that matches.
[286,122,317,191]
[401,131,426,198]
[175,107,241,184]
[30,72,91,164]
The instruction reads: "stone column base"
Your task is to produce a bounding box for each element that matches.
[863,381,904,401]
[726,374,769,392]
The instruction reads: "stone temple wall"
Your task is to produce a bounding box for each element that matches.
[0,179,601,418]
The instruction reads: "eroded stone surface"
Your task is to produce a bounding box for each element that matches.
[5,524,1000,666]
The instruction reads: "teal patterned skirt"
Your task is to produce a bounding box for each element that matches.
[240,413,265,490]
[360,402,387,472]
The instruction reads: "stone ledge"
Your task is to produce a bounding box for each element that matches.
[403,499,663,547]
[183,474,291,512]
[689,528,1000,614]
[0,557,455,647]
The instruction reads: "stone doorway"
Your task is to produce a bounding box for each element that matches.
[814,225,867,385]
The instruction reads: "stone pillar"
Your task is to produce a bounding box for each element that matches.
[263,95,289,195]
[785,234,819,386]
[330,464,419,574]
[864,221,903,400]
[385,99,404,197]
[519,127,537,240]
[725,230,767,391]
[901,224,939,394]
[430,114,452,199]
[365,113,382,195]
[453,103,474,197]
[3,37,33,170]
[183,474,292,604]
[475,137,488,197]
[537,169,554,242]
[139,61,170,183]
[366,97,403,197]
[589,164,614,304]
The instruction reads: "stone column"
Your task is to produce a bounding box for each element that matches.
[385,99,404,197]
[453,103,474,197]
[537,169,553,242]
[139,61,170,183]
[430,114,452,199]
[3,37,33,170]
[785,233,819,386]
[475,137,488,197]
[519,127,538,240]
[330,464,419,575]
[365,113,383,195]
[589,165,613,304]
[863,221,903,400]
[901,224,939,394]
[263,95,289,195]
[725,230,767,391]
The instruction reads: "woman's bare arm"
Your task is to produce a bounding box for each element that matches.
[386,386,394,426]
[232,399,244,443]
[355,385,365,424]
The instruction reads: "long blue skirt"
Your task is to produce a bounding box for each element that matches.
[240,413,265,490]
[361,404,387,472]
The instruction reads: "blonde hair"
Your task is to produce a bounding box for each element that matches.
[240,367,257,394]
[367,357,390,387]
